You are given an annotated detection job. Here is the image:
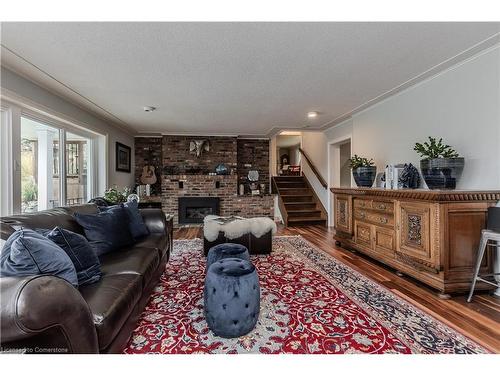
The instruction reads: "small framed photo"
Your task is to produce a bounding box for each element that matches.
[116,142,131,173]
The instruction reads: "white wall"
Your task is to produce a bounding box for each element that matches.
[322,46,500,191]
[299,45,500,228]
[352,46,500,189]
[1,68,135,191]
[301,131,328,208]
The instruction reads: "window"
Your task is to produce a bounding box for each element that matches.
[0,100,103,215]
[20,117,61,212]
[65,132,90,206]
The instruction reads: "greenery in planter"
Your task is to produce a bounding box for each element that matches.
[22,179,38,204]
[414,137,460,159]
[348,154,375,169]
[103,186,131,204]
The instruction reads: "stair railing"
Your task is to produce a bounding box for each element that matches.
[298,148,327,189]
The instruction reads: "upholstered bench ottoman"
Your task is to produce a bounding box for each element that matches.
[206,243,250,270]
[204,258,260,338]
[203,215,277,256]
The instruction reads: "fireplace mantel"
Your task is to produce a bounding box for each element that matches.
[162,174,274,225]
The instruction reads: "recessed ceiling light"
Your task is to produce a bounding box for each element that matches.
[280,131,302,136]
[143,106,156,112]
[307,111,318,119]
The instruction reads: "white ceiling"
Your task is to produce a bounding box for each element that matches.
[1,22,499,137]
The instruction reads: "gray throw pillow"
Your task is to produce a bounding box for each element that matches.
[0,228,78,287]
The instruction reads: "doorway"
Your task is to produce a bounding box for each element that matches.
[275,133,302,176]
[327,136,352,226]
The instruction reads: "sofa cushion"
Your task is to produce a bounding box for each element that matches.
[74,208,134,256]
[134,233,167,257]
[99,201,149,240]
[0,229,78,287]
[0,206,96,241]
[37,227,102,286]
[99,247,160,288]
[79,274,142,350]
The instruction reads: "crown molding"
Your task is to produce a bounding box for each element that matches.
[1,87,109,137]
[1,46,137,136]
[318,32,500,131]
[135,132,271,139]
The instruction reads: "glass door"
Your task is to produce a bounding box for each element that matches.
[65,132,90,206]
[20,117,61,212]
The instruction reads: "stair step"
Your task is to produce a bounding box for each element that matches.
[277,188,311,194]
[274,176,305,182]
[287,208,321,213]
[287,216,326,225]
[276,181,307,188]
[284,202,317,209]
[281,195,314,202]
[287,209,322,217]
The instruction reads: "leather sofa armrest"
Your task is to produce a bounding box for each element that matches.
[165,214,174,251]
[1,275,99,353]
[140,208,167,234]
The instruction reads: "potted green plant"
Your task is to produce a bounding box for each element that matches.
[103,186,131,204]
[349,155,376,187]
[414,137,464,190]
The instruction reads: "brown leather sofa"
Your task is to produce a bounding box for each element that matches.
[0,204,173,354]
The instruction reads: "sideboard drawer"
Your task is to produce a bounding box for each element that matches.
[354,209,368,221]
[372,200,394,213]
[367,211,394,227]
[354,199,371,210]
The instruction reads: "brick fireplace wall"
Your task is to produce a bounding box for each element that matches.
[237,138,270,194]
[162,174,274,225]
[135,135,274,226]
[162,135,237,175]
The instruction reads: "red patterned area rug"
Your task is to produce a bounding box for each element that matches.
[124,236,488,354]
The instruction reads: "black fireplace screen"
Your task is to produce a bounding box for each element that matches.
[178,197,220,224]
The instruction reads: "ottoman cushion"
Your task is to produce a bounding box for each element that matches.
[206,243,250,270]
[204,258,260,338]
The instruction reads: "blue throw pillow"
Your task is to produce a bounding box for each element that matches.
[37,227,101,286]
[0,228,78,287]
[99,201,149,240]
[74,208,134,256]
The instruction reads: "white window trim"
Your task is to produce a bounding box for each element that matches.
[0,106,13,216]
[0,95,106,214]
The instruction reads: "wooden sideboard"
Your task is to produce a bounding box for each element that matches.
[331,187,500,296]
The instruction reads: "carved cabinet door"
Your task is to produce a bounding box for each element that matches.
[354,221,373,250]
[334,194,352,235]
[396,201,438,270]
[374,226,395,258]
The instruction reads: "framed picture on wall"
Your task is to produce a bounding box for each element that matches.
[116,142,131,173]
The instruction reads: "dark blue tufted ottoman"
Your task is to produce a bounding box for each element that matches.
[206,243,250,270]
[204,258,260,338]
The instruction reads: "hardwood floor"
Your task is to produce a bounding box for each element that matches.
[174,224,500,353]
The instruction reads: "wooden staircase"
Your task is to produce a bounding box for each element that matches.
[272,176,327,226]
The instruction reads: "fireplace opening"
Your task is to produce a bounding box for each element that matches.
[178,197,220,224]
